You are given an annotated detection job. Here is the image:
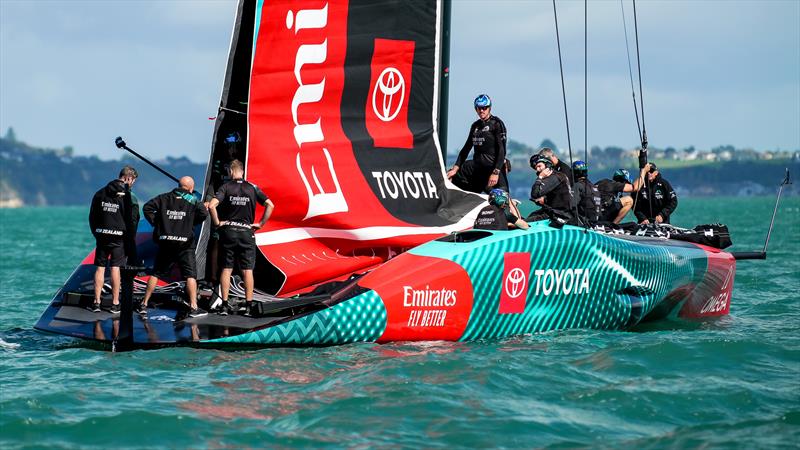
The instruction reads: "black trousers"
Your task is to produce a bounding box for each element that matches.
[452,160,509,194]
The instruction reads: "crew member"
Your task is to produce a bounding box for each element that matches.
[538,147,573,185]
[139,176,209,318]
[571,160,601,223]
[446,94,509,193]
[595,165,648,224]
[634,163,678,224]
[208,160,274,316]
[474,189,529,231]
[88,166,139,314]
[527,155,574,223]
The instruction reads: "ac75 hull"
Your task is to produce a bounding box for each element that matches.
[208,223,735,346]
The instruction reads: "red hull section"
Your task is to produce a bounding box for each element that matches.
[359,253,474,342]
[679,245,736,318]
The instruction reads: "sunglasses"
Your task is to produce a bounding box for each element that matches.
[475,106,489,111]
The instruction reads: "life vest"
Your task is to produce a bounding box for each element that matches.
[575,178,601,222]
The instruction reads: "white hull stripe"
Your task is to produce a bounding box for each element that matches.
[255,204,483,246]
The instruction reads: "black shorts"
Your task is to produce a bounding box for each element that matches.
[153,242,197,279]
[94,237,126,267]
[219,226,256,270]
[600,204,621,222]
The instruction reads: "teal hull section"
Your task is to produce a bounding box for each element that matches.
[209,223,730,345]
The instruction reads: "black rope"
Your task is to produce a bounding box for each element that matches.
[552,0,582,226]
[620,0,642,144]
[621,0,644,215]
[632,0,654,221]
[584,0,588,166]
[552,0,574,179]
[632,0,647,151]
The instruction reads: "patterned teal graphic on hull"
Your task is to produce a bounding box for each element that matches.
[206,291,387,345]
[410,223,708,340]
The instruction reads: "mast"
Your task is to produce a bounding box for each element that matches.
[438,0,452,160]
[196,0,256,281]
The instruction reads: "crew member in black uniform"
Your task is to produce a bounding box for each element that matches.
[139,176,209,318]
[538,147,573,185]
[88,166,139,314]
[208,160,274,316]
[474,189,529,231]
[446,94,509,193]
[634,163,678,224]
[595,165,648,224]
[527,155,574,223]
[571,160,601,223]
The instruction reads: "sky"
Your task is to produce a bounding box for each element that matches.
[1,0,798,162]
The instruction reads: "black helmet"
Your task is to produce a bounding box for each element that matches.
[530,155,553,170]
[572,160,588,178]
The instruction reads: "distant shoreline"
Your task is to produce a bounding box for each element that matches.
[2,136,797,208]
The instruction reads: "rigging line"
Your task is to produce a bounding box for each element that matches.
[621,0,644,215]
[632,0,647,150]
[552,0,582,226]
[552,0,574,177]
[632,0,654,220]
[584,0,588,165]
[620,0,642,144]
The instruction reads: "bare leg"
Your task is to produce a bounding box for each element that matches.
[93,266,106,303]
[186,277,198,309]
[142,275,159,307]
[220,268,233,301]
[110,266,121,305]
[242,269,254,303]
[614,196,634,224]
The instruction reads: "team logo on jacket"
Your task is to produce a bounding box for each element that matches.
[365,38,415,149]
[499,253,530,314]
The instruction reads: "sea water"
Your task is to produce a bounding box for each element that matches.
[1,198,798,448]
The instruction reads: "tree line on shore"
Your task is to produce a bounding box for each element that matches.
[1,131,797,207]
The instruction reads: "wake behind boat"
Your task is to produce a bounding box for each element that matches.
[34,0,787,349]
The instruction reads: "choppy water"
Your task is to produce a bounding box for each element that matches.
[1,198,798,448]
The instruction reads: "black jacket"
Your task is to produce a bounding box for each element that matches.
[634,174,678,223]
[531,172,573,214]
[596,179,628,209]
[143,188,208,244]
[89,179,140,239]
[573,178,601,222]
[554,160,573,185]
[455,115,507,172]
[473,204,519,230]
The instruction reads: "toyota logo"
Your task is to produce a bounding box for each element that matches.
[372,67,405,122]
[504,268,527,299]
